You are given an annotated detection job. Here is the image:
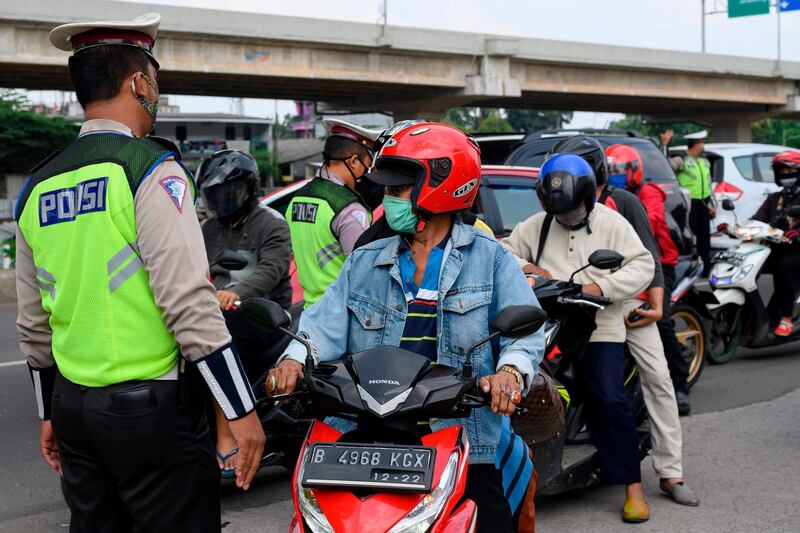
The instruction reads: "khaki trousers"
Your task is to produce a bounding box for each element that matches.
[623,299,683,479]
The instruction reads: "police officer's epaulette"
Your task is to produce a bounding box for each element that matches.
[146,136,183,160]
[29,150,63,174]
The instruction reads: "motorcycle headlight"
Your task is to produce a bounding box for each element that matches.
[734,225,762,241]
[296,448,335,533]
[388,451,460,533]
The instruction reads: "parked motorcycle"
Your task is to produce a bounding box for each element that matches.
[704,200,800,364]
[515,250,652,496]
[241,298,545,533]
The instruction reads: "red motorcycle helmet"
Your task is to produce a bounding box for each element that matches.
[773,150,800,190]
[605,144,644,189]
[368,122,482,230]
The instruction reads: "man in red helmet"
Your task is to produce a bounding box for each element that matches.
[268,123,545,531]
[753,150,800,336]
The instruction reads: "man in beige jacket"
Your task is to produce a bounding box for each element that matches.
[502,153,655,523]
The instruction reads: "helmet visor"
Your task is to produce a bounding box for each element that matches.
[607,159,639,176]
[202,182,250,219]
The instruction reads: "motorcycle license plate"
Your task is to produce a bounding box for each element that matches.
[301,443,436,492]
[713,251,745,266]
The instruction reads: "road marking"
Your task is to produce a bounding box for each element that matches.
[0,360,26,369]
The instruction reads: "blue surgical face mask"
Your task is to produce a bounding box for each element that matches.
[382,195,419,234]
[607,173,627,189]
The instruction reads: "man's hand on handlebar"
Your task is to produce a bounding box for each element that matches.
[265,359,304,395]
[479,372,521,416]
[523,263,553,280]
[217,290,241,311]
[581,282,603,297]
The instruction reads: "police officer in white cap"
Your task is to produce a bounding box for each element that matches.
[668,129,715,276]
[286,118,382,308]
[16,13,264,532]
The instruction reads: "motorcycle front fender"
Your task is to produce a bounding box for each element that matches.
[679,289,715,320]
[708,288,746,310]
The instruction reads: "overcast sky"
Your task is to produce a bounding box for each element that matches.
[29,0,800,128]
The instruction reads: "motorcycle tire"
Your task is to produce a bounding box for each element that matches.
[707,307,741,365]
[670,303,707,388]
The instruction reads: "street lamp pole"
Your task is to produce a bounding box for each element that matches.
[701,0,706,53]
[777,0,782,65]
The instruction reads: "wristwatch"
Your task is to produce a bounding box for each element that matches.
[498,365,524,389]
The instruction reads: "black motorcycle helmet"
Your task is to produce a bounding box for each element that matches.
[197,149,259,220]
[548,135,609,187]
[537,153,597,215]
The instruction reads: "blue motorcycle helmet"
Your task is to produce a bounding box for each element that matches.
[537,153,597,216]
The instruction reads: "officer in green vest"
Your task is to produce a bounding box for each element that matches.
[669,129,716,276]
[287,118,382,308]
[16,14,264,532]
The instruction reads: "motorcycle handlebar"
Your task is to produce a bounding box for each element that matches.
[579,293,612,306]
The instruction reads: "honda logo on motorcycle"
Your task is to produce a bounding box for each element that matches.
[369,379,400,386]
[452,179,478,198]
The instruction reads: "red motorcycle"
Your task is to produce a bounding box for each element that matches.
[241,299,545,533]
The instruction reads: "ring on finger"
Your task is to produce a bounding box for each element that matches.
[267,373,278,393]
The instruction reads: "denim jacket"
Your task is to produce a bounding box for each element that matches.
[284,222,545,464]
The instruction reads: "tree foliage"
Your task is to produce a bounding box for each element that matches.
[0,91,78,174]
[250,146,280,181]
[506,109,573,132]
[275,113,299,139]
[608,115,704,144]
[442,107,572,133]
[751,118,800,148]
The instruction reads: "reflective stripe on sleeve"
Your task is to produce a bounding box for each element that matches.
[193,343,256,420]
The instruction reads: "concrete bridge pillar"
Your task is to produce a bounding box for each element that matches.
[712,117,754,143]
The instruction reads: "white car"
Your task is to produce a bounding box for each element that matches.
[670,143,797,249]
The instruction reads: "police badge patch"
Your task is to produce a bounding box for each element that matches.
[160,176,186,212]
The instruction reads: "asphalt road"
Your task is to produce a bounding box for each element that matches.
[1,302,799,532]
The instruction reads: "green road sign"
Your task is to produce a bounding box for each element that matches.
[728,0,770,17]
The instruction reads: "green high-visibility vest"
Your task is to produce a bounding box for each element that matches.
[286,178,371,308]
[15,133,195,387]
[676,156,712,200]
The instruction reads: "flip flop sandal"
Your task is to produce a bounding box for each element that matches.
[216,448,239,479]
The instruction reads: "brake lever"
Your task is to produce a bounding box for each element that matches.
[461,393,528,416]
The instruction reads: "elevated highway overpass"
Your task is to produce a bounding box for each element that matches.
[2,0,800,140]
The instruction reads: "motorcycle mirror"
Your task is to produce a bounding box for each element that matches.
[588,250,624,270]
[241,298,291,331]
[569,249,624,283]
[240,298,316,372]
[212,250,248,271]
[490,305,548,339]
[462,305,546,379]
[721,199,735,212]
[787,205,800,219]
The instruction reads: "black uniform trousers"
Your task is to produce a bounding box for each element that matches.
[659,264,690,393]
[690,199,712,276]
[51,371,220,533]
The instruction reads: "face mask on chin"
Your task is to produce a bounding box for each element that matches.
[554,205,588,229]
